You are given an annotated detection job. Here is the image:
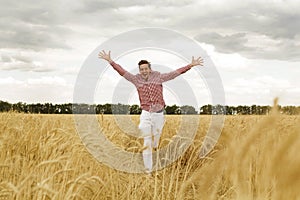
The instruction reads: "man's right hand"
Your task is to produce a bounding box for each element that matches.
[98,50,113,63]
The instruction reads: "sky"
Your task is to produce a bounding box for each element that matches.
[0,0,299,107]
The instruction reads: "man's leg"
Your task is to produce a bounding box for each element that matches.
[142,135,152,173]
[152,112,165,149]
[138,110,153,172]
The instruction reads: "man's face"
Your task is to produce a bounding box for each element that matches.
[139,64,151,80]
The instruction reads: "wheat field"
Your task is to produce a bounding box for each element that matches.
[0,107,299,199]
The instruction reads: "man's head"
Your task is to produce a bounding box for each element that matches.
[138,60,151,80]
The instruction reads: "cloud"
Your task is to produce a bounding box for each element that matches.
[223,75,298,105]
[77,0,196,12]
[0,0,72,51]
[0,77,23,85]
[0,0,299,105]
[232,76,291,90]
[0,76,73,103]
[190,1,300,61]
[195,32,250,54]
[1,0,299,62]
[0,54,12,63]
[0,53,56,72]
[0,22,71,51]
[27,76,67,85]
[195,32,300,61]
[1,63,55,72]
[182,0,300,39]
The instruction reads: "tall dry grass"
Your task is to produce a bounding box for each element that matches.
[0,107,299,199]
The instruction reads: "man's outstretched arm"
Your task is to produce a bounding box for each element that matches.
[160,56,204,82]
[98,50,137,84]
[98,50,126,76]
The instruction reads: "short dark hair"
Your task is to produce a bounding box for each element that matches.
[138,60,151,69]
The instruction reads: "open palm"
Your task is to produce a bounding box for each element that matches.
[190,56,204,67]
[98,50,112,62]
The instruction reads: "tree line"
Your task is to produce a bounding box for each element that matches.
[0,100,299,115]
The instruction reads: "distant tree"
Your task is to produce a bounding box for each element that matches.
[40,103,53,114]
[112,103,130,114]
[262,106,271,115]
[0,101,12,112]
[70,103,92,114]
[251,105,257,115]
[61,103,73,114]
[200,104,212,115]
[130,104,142,114]
[282,106,299,115]
[165,104,180,115]
[243,106,251,115]
[54,104,62,114]
[11,102,25,112]
[226,106,236,115]
[180,105,197,115]
[296,106,300,115]
[103,103,112,114]
[3,100,300,115]
[236,105,244,115]
[212,104,226,115]
[33,103,42,113]
[95,104,105,114]
[174,107,181,114]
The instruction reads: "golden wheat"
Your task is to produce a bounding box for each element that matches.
[0,110,299,199]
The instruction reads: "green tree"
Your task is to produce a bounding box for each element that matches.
[200,104,212,115]
[0,101,12,112]
[103,103,112,114]
[212,104,226,115]
[130,104,141,114]
[165,104,180,115]
[112,103,130,114]
[180,105,197,115]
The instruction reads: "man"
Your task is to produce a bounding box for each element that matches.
[98,50,203,173]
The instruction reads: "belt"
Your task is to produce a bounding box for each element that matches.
[156,109,164,113]
[142,109,164,113]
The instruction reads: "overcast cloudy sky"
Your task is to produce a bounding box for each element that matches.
[0,0,299,107]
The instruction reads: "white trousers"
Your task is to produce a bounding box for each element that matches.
[139,110,165,172]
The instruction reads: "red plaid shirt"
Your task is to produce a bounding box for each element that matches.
[110,61,192,112]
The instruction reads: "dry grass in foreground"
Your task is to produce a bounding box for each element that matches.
[0,109,299,199]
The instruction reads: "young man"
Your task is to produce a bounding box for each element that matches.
[98,50,203,173]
